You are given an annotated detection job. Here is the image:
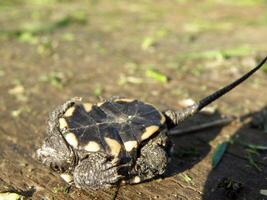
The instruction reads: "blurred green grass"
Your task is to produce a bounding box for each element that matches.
[0,0,266,74]
[0,10,86,38]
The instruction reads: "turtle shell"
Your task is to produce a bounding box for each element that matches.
[58,98,166,158]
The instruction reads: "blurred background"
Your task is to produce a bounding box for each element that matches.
[0,0,267,199]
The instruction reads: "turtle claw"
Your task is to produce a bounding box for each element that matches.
[73,153,125,190]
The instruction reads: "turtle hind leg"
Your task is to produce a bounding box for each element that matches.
[129,131,170,184]
[73,152,126,190]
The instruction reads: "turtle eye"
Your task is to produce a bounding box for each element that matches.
[50,162,68,172]
[50,163,60,172]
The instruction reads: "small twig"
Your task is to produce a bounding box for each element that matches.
[169,116,236,136]
[111,183,121,200]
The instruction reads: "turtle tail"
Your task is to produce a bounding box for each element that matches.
[164,56,267,126]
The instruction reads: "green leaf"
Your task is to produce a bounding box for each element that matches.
[237,140,267,150]
[179,173,193,184]
[18,32,38,44]
[246,144,267,150]
[141,37,155,50]
[145,68,168,83]
[93,85,102,97]
[212,141,229,168]
[39,72,64,88]
[62,33,75,41]
[52,186,70,194]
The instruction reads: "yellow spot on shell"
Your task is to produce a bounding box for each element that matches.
[115,98,135,103]
[104,137,121,156]
[160,112,166,124]
[64,106,75,117]
[124,141,138,152]
[97,102,104,107]
[141,125,159,140]
[59,118,68,130]
[84,141,101,152]
[83,103,93,112]
[65,132,78,148]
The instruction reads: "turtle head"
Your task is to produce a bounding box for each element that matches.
[37,132,76,173]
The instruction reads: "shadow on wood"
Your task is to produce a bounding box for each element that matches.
[165,111,226,177]
[202,106,267,200]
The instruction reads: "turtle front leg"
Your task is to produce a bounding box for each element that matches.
[129,131,170,184]
[73,152,125,190]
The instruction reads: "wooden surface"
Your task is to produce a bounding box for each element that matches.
[0,1,267,199]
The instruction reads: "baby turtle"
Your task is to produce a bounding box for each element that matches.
[37,57,267,190]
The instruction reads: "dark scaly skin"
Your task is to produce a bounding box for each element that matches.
[129,130,170,184]
[73,152,124,189]
[37,98,78,173]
